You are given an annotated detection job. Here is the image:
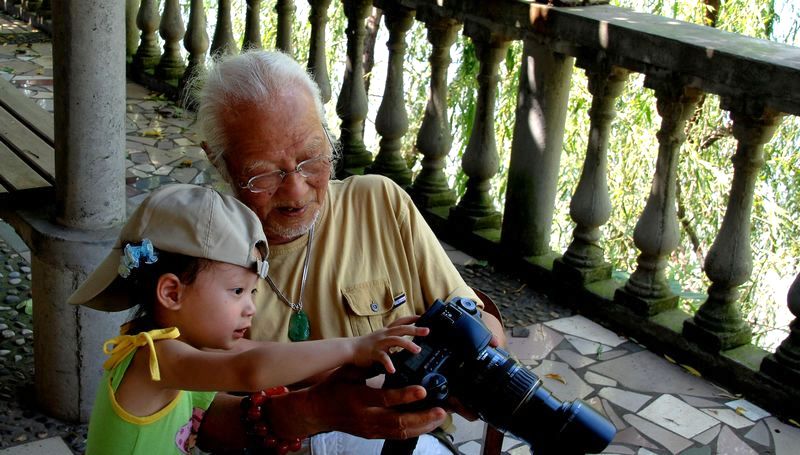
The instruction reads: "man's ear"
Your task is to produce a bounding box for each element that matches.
[203,141,238,189]
[156,273,184,311]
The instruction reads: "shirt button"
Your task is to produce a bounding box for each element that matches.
[370,302,379,312]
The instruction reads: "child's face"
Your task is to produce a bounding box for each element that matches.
[174,261,259,350]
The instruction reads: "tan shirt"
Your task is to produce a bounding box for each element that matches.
[250,175,478,342]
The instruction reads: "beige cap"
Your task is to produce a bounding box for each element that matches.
[68,184,268,312]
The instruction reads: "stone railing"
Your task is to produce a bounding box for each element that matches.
[7,0,800,418]
[0,0,51,32]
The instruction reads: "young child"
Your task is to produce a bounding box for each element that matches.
[68,184,428,455]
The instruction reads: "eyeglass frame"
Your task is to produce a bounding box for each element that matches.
[238,127,336,194]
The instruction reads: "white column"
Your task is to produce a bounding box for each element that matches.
[31,0,128,422]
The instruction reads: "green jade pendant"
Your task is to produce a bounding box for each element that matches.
[288,310,310,341]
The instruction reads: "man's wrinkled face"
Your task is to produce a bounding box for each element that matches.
[221,87,331,245]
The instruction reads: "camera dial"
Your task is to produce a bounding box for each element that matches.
[420,373,448,401]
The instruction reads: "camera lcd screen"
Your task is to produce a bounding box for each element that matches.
[404,344,432,371]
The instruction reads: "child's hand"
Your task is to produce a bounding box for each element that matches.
[352,324,429,373]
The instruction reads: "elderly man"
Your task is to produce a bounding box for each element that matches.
[195,50,505,454]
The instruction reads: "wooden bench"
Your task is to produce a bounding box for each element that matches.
[0,76,54,210]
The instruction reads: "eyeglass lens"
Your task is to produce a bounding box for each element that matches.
[248,155,330,193]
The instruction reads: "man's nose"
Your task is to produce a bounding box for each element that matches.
[276,171,308,198]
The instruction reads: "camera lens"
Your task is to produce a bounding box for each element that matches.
[510,382,617,454]
[461,347,616,454]
[461,350,538,428]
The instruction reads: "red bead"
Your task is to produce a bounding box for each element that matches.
[251,391,267,406]
[265,386,288,397]
[254,422,269,437]
[277,441,290,455]
[246,405,261,422]
[262,436,278,448]
[240,385,298,453]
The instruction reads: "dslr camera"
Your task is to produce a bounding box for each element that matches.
[383,297,617,454]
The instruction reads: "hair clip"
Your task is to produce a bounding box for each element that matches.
[118,239,159,278]
[256,259,269,279]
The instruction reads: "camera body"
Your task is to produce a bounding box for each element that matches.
[383,297,616,454]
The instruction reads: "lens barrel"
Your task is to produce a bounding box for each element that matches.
[463,347,615,453]
[505,368,617,454]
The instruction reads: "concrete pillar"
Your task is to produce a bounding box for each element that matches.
[337,0,372,173]
[307,0,333,104]
[409,18,460,209]
[449,30,510,230]
[27,0,128,422]
[684,103,781,351]
[500,40,574,262]
[53,0,126,226]
[615,81,700,317]
[18,215,125,423]
[275,0,295,55]
[125,0,139,62]
[366,3,414,186]
[553,63,629,285]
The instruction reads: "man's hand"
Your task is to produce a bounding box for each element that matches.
[480,310,507,348]
[267,365,448,440]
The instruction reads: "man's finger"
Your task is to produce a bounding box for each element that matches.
[386,315,421,327]
[389,407,449,439]
[377,384,428,408]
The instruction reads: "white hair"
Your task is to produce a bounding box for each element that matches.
[193,50,336,183]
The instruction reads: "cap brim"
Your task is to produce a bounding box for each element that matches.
[67,249,132,312]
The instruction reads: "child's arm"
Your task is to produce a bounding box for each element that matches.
[153,323,428,392]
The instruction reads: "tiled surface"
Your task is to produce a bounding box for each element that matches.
[0,438,71,455]
[1,11,800,455]
[123,83,228,213]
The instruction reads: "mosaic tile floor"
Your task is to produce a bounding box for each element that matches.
[122,82,230,213]
[2,11,800,455]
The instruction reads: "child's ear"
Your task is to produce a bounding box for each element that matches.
[156,273,184,311]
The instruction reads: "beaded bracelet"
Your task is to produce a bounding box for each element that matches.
[240,386,303,455]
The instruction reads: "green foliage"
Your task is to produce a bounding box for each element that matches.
[400,21,437,172]
[448,37,479,197]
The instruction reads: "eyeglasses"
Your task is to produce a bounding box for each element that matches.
[238,126,337,194]
[239,154,332,194]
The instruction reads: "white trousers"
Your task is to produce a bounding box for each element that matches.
[307,431,453,455]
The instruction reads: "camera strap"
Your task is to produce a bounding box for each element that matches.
[380,431,460,455]
[380,437,419,455]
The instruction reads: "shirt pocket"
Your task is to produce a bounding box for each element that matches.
[342,279,412,336]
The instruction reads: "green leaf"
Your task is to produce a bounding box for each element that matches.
[17,299,33,316]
